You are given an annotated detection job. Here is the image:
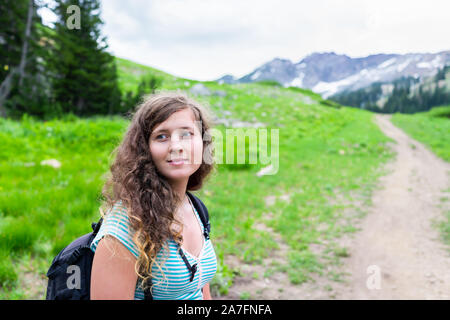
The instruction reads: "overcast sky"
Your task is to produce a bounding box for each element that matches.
[40,0,450,81]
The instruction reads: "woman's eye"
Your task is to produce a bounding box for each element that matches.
[182,131,193,138]
[156,134,167,140]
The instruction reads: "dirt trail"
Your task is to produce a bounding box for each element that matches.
[333,114,450,299]
[217,114,450,300]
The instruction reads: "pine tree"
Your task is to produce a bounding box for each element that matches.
[0,1,27,85]
[0,0,27,116]
[122,74,163,112]
[0,0,52,118]
[49,0,121,116]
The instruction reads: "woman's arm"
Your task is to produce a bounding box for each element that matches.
[90,235,138,300]
[202,283,212,300]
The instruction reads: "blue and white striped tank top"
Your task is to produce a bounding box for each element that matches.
[90,195,218,300]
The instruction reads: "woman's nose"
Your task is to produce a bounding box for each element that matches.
[169,135,184,152]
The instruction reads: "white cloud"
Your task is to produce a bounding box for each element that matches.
[42,0,450,81]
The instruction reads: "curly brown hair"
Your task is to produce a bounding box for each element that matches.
[100,91,215,293]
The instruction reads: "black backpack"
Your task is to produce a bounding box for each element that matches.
[45,191,211,300]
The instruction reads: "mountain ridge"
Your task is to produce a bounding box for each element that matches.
[217,50,450,100]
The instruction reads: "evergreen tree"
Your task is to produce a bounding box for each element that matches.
[0,0,52,118]
[122,73,163,112]
[0,1,27,84]
[49,0,121,116]
[0,0,27,116]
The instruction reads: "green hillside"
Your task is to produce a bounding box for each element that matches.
[0,57,398,299]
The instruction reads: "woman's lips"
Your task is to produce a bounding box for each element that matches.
[167,159,188,166]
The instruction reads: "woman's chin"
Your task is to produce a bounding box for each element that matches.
[163,170,193,181]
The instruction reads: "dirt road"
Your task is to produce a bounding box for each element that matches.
[333,114,450,299]
[218,114,450,300]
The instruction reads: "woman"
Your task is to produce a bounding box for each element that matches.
[90,91,217,300]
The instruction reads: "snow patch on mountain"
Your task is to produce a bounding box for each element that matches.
[289,73,305,87]
[378,58,397,69]
[396,59,411,72]
[417,62,432,69]
[313,73,361,98]
[251,71,261,81]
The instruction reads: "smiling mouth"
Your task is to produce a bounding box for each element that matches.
[167,159,189,165]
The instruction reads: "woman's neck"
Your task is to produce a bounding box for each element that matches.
[169,178,189,202]
[170,179,191,223]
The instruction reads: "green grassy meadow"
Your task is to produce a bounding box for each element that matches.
[1,57,448,299]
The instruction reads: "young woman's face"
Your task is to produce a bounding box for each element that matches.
[149,108,203,184]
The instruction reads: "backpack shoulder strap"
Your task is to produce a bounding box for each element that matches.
[91,217,103,234]
[186,191,210,240]
[143,279,153,301]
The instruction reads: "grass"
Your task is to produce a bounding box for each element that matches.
[239,291,251,300]
[438,190,450,249]
[391,105,450,162]
[0,58,399,299]
[115,57,180,94]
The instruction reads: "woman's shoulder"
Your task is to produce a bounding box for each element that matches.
[92,200,139,258]
[100,200,136,236]
[103,200,129,221]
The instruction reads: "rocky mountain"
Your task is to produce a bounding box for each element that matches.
[218,51,450,101]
